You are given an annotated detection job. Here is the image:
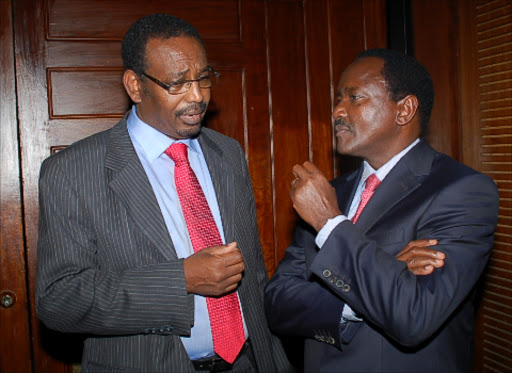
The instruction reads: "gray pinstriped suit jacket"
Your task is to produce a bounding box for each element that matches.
[36,114,292,372]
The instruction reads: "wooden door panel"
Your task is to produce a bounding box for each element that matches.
[47,0,241,41]
[49,69,129,117]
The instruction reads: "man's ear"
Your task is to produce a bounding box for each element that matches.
[396,95,419,126]
[123,70,143,104]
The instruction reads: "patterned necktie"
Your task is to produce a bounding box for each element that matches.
[351,173,381,223]
[165,143,245,364]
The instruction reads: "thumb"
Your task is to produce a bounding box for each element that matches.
[222,241,238,251]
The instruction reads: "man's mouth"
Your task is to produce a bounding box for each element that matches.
[180,112,204,125]
[335,119,352,135]
[176,102,207,125]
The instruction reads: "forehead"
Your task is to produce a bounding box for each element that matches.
[337,57,386,92]
[145,36,207,75]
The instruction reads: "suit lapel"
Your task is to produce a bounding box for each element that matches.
[354,141,435,232]
[335,167,363,214]
[198,130,235,243]
[105,117,177,261]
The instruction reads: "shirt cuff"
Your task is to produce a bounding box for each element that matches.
[342,304,362,322]
[315,215,347,248]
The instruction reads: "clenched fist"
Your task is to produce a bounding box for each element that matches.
[184,242,245,297]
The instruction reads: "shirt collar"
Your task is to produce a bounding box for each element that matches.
[127,106,200,162]
[362,138,420,183]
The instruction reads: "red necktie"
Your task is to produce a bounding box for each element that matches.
[165,143,245,364]
[351,173,381,223]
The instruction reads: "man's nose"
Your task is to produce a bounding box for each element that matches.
[333,99,347,119]
[185,81,205,102]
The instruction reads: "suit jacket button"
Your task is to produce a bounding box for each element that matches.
[323,269,331,278]
[335,279,344,288]
[342,284,350,292]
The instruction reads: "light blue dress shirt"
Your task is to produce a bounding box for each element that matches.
[315,138,420,322]
[127,106,247,359]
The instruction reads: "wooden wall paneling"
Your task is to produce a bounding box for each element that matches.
[0,0,33,372]
[47,0,241,41]
[236,1,275,275]
[459,0,482,172]
[411,0,460,160]
[329,0,387,177]
[13,0,73,371]
[304,0,336,180]
[362,0,388,50]
[463,0,512,371]
[266,0,310,265]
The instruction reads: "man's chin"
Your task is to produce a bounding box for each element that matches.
[178,123,202,139]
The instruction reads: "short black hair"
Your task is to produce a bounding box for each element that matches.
[357,48,434,135]
[121,14,205,76]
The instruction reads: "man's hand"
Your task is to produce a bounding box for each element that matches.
[396,239,445,275]
[184,242,245,297]
[290,161,341,232]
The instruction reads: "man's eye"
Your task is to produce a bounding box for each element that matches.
[350,95,360,101]
[169,81,187,91]
[171,81,187,87]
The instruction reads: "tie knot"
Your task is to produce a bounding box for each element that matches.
[365,174,381,192]
[165,143,189,165]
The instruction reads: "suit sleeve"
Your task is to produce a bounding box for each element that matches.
[36,158,193,336]
[265,219,362,350]
[310,172,499,346]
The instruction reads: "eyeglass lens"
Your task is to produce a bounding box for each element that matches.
[169,75,214,94]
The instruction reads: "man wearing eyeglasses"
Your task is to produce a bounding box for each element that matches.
[36,14,292,373]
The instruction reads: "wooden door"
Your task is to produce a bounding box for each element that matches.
[13,1,271,371]
[0,0,33,372]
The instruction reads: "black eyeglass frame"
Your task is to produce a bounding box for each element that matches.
[140,67,220,95]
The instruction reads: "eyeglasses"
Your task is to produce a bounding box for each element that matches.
[141,67,220,95]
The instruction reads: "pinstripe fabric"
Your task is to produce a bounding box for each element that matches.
[36,114,292,372]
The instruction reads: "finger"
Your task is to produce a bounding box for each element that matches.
[292,163,309,179]
[412,239,438,247]
[290,176,300,188]
[226,260,245,275]
[399,247,445,260]
[219,271,244,292]
[396,239,438,256]
[406,257,444,270]
[302,161,321,174]
[410,264,435,276]
[208,242,239,257]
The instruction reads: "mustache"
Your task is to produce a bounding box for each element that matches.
[175,102,207,117]
[335,118,350,127]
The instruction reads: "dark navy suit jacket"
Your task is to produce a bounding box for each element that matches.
[265,141,499,372]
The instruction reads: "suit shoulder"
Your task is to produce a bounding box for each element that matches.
[430,152,498,197]
[40,127,111,173]
[201,127,241,147]
[434,152,493,180]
